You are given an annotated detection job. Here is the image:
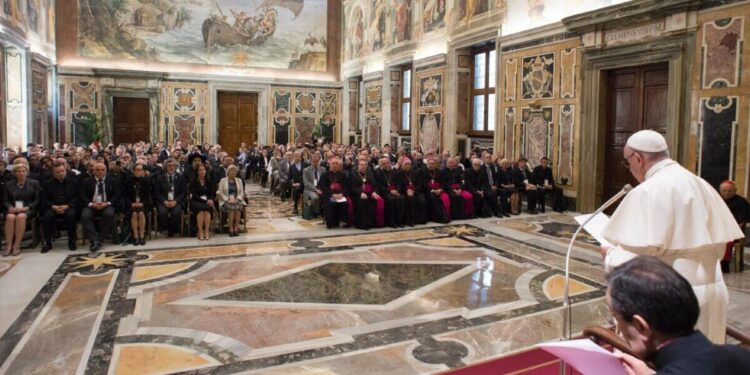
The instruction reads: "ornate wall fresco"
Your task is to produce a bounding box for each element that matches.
[159,82,210,145]
[521,106,552,168]
[269,86,340,145]
[31,60,50,144]
[522,53,554,99]
[701,17,743,89]
[690,5,750,195]
[364,80,383,146]
[414,66,445,155]
[499,38,581,189]
[57,78,101,145]
[0,0,55,57]
[77,0,329,71]
[698,96,737,190]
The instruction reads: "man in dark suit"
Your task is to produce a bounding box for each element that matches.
[154,158,186,237]
[41,163,79,252]
[465,158,494,218]
[80,162,120,252]
[531,157,564,212]
[610,256,750,374]
[288,151,308,215]
[512,157,539,214]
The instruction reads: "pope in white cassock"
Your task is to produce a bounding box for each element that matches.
[601,130,744,344]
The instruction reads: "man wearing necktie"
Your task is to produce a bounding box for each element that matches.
[155,159,186,237]
[80,163,120,252]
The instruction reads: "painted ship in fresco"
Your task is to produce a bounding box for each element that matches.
[202,0,303,48]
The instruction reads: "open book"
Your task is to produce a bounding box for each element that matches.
[575,213,614,248]
[537,339,626,375]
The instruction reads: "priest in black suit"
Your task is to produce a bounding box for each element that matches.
[374,157,406,228]
[41,163,79,252]
[401,158,427,226]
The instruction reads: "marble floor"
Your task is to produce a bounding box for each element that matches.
[0,184,747,374]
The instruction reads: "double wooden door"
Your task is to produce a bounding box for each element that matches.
[113,97,150,145]
[218,92,257,154]
[603,63,669,210]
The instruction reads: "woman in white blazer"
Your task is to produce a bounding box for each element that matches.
[217,165,246,236]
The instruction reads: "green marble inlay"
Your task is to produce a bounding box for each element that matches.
[209,263,467,305]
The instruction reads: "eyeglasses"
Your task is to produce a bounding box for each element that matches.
[621,152,637,169]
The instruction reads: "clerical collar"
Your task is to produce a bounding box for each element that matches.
[645,159,676,180]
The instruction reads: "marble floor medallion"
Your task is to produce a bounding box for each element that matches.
[0,224,610,374]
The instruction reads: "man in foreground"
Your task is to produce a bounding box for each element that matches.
[607,256,750,374]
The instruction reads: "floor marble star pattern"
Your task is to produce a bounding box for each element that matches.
[0,183,747,374]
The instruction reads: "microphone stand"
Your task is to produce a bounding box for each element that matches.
[559,184,631,374]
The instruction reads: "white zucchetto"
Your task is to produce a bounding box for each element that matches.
[626,130,669,153]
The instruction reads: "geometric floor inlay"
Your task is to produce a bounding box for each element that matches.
[0,224,610,374]
[208,262,468,305]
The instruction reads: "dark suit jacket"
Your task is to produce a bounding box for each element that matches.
[4,179,41,213]
[124,176,153,209]
[80,175,121,211]
[42,177,79,211]
[465,168,489,194]
[652,331,750,374]
[374,168,405,196]
[154,173,187,206]
[531,165,555,188]
[317,170,350,198]
[402,168,427,195]
[289,161,308,186]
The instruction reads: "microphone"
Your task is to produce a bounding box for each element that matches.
[561,184,632,340]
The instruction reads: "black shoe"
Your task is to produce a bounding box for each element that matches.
[167,232,174,238]
[539,207,546,213]
[292,208,299,215]
[527,209,538,214]
[41,243,52,253]
[503,213,511,217]
[68,242,77,251]
[90,242,102,252]
[140,238,146,245]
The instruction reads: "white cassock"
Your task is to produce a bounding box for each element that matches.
[602,159,744,344]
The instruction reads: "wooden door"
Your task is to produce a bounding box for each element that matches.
[603,63,669,209]
[113,97,150,144]
[218,92,258,154]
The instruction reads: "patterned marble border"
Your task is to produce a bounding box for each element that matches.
[0,225,606,374]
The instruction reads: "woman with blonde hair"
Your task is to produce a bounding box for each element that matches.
[3,164,40,256]
[217,165,246,236]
